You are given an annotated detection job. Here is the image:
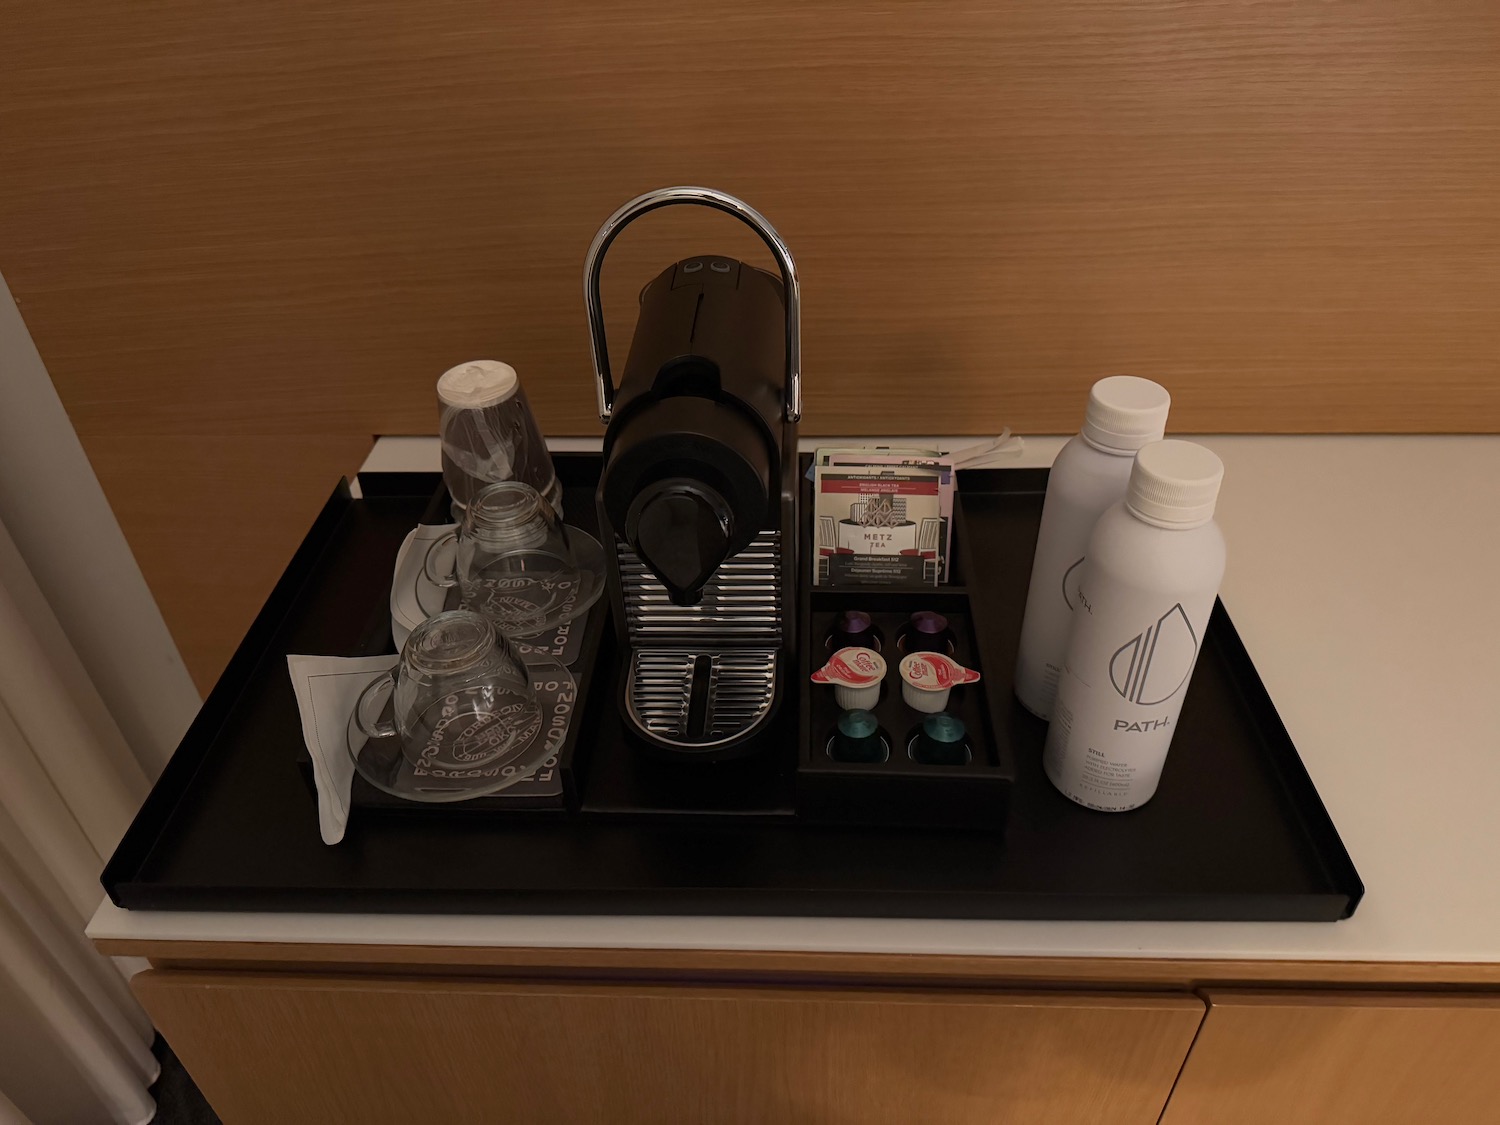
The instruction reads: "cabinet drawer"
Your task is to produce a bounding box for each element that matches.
[1162,990,1500,1125]
[137,970,1203,1125]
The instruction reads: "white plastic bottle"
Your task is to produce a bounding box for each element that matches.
[1043,440,1226,812]
[1014,376,1171,719]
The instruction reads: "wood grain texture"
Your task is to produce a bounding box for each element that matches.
[3,0,1499,682]
[89,939,1500,989]
[81,434,372,687]
[135,969,1204,1125]
[1162,990,1500,1124]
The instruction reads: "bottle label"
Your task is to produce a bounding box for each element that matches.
[1020,553,1083,710]
[1061,555,1086,611]
[1044,579,1216,811]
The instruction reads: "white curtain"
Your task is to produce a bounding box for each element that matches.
[0,515,160,1125]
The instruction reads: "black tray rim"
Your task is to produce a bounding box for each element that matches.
[103,477,357,905]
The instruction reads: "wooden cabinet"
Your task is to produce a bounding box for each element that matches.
[135,970,1204,1125]
[121,955,1500,1123]
[1160,990,1500,1125]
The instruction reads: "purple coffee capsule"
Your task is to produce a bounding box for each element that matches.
[905,611,951,654]
[832,610,876,651]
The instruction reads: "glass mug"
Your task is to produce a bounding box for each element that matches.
[424,480,602,637]
[354,610,542,772]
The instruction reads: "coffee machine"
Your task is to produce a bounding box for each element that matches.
[585,187,800,761]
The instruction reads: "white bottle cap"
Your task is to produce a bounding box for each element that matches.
[1081,376,1172,453]
[1126,440,1224,528]
[437,360,520,409]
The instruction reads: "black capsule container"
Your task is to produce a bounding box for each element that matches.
[796,472,1014,832]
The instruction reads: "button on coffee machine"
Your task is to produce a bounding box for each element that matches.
[585,187,801,760]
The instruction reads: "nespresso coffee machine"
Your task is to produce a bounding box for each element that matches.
[585,187,800,761]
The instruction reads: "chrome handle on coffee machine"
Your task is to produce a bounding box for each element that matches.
[583,186,802,425]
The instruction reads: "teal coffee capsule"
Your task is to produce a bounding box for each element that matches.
[913,712,969,765]
[832,709,886,762]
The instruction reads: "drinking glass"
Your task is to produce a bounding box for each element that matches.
[425,481,604,637]
[354,610,542,771]
[438,360,562,520]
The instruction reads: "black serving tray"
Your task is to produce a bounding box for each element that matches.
[102,457,1363,920]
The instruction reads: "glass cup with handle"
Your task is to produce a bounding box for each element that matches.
[424,480,604,637]
[354,609,543,772]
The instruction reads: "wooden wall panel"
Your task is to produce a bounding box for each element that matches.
[2,0,1497,685]
[135,970,1205,1124]
[81,434,372,684]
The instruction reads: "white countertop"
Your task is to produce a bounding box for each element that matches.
[90,434,1500,964]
